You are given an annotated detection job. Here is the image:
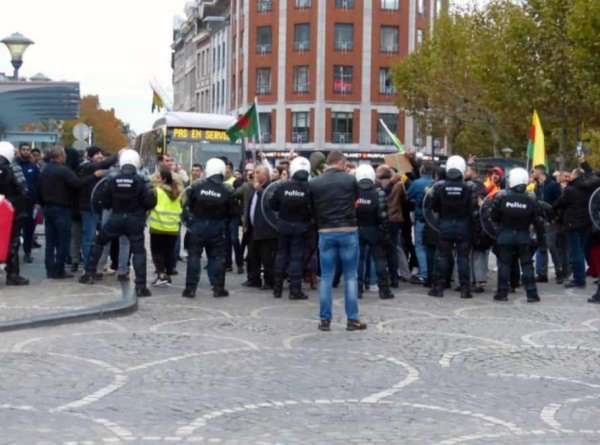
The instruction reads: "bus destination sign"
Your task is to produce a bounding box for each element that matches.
[171,128,230,142]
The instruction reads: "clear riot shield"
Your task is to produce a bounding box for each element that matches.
[422,188,440,233]
[261,181,282,231]
[589,186,600,231]
[479,195,500,240]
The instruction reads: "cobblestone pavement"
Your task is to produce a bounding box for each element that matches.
[1,255,600,444]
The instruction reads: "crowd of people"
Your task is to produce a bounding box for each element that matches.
[1,139,600,332]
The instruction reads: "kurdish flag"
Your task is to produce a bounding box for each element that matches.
[379,118,405,154]
[151,88,164,113]
[527,110,546,169]
[227,102,260,142]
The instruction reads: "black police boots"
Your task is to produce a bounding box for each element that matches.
[289,289,308,300]
[6,274,29,286]
[588,291,600,304]
[379,287,395,300]
[213,288,229,298]
[135,287,152,298]
[494,292,508,302]
[273,278,283,299]
[428,287,444,298]
[527,293,540,303]
[460,288,473,299]
[182,288,196,299]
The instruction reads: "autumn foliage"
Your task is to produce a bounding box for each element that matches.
[63,95,128,153]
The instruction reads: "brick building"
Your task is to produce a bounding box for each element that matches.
[173,0,446,155]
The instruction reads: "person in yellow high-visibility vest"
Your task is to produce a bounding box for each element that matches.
[149,169,183,286]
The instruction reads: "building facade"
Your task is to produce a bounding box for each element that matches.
[173,0,446,154]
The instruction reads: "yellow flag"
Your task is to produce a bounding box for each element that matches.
[527,110,546,169]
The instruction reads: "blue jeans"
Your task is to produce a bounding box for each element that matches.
[44,205,72,277]
[318,231,359,321]
[81,211,99,270]
[567,229,589,285]
[414,221,428,279]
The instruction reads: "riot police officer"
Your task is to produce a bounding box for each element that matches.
[354,164,395,300]
[428,156,476,299]
[0,141,29,286]
[270,156,312,300]
[490,167,545,303]
[80,149,156,297]
[182,158,233,299]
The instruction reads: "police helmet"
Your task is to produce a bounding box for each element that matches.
[445,155,466,177]
[508,167,529,189]
[0,141,16,163]
[205,157,226,179]
[290,156,310,179]
[355,164,376,184]
[119,149,141,169]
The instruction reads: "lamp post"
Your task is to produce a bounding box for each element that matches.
[1,32,34,80]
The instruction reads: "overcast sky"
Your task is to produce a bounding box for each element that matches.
[1,0,478,135]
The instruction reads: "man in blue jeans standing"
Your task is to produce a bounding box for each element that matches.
[310,151,366,332]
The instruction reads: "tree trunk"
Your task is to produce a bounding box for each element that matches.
[559,100,568,170]
[490,124,500,158]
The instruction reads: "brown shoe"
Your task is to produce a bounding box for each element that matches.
[346,320,367,331]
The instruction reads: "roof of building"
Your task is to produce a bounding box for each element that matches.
[153,111,236,130]
[0,80,80,131]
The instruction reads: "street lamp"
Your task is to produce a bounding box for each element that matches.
[501,146,513,159]
[1,32,34,80]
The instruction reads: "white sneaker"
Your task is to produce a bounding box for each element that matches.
[152,276,170,287]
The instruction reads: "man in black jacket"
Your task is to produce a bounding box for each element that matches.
[0,141,29,285]
[244,165,278,289]
[309,151,366,332]
[39,146,100,279]
[78,146,118,271]
[553,166,600,289]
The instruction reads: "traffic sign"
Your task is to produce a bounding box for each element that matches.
[73,122,90,141]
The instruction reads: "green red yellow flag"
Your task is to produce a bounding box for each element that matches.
[379,118,405,154]
[526,110,546,170]
[227,103,260,142]
[151,88,164,113]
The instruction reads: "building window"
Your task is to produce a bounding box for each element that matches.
[332,112,353,144]
[380,26,399,53]
[333,65,353,94]
[295,0,311,8]
[257,0,272,12]
[292,112,309,143]
[256,26,272,54]
[259,113,272,143]
[222,44,226,69]
[381,0,400,10]
[335,0,354,8]
[435,0,444,17]
[293,66,309,93]
[377,114,398,145]
[379,68,396,95]
[414,120,424,147]
[334,23,354,51]
[417,29,425,47]
[256,68,272,95]
[221,79,225,106]
[294,23,310,51]
[418,0,426,15]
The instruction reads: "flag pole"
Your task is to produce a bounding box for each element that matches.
[254,97,262,166]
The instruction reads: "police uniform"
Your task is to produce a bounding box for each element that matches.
[270,157,312,300]
[428,156,476,299]
[0,141,29,286]
[81,150,156,296]
[354,165,395,300]
[182,158,233,299]
[490,168,545,302]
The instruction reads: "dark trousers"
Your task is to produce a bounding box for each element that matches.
[150,233,178,276]
[358,235,390,290]
[6,217,23,277]
[225,216,243,268]
[386,222,402,284]
[21,204,35,256]
[402,220,418,270]
[87,213,147,287]
[44,205,72,278]
[426,244,436,285]
[274,233,305,291]
[435,238,470,290]
[186,219,226,291]
[247,237,277,286]
[568,228,589,286]
[497,243,537,297]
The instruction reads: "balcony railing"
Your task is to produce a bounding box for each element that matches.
[332,132,352,144]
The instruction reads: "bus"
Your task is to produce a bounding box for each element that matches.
[134,111,243,174]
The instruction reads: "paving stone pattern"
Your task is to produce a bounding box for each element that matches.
[1,261,600,444]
